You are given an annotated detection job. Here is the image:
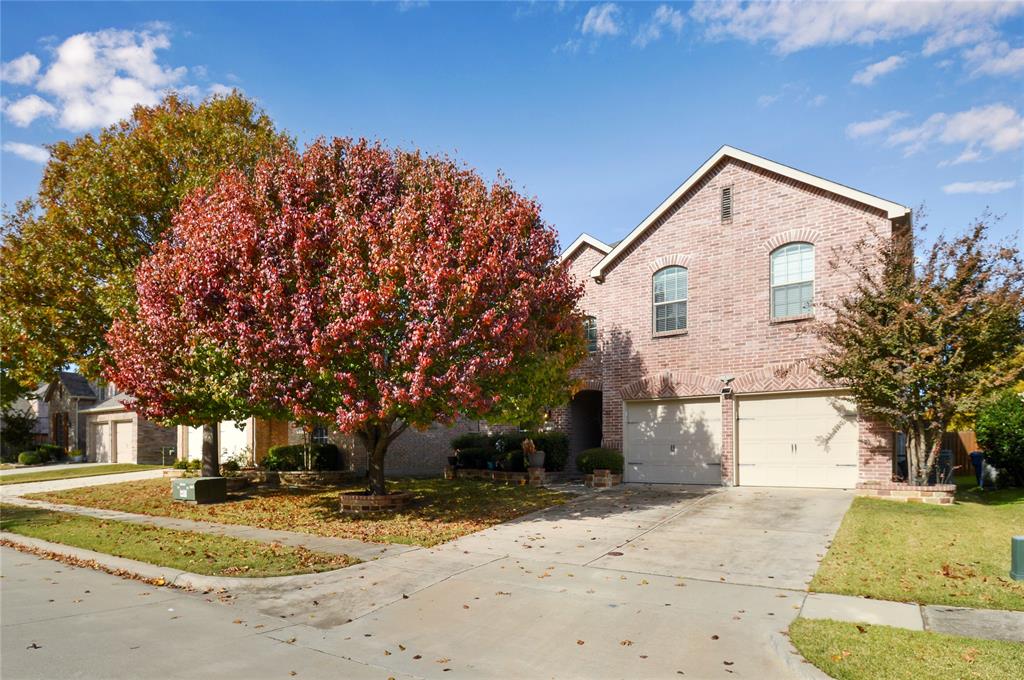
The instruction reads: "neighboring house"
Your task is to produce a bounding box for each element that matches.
[553,145,910,490]
[175,417,479,475]
[43,371,99,451]
[81,388,177,465]
[3,383,50,444]
[43,371,176,463]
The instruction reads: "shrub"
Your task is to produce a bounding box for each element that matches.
[37,444,64,462]
[220,459,240,473]
[67,449,85,460]
[187,459,201,471]
[975,389,1024,486]
[172,459,190,470]
[262,444,305,471]
[501,449,526,472]
[577,448,623,475]
[259,443,341,471]
[18,451,41,465]
[451,432,490,451]
[491,432,528,453]
[531,432,569,472]
[456,446,491,469]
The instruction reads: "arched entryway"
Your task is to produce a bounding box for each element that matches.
[569,390,603,470]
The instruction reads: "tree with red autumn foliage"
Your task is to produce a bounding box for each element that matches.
[107,138,584,493]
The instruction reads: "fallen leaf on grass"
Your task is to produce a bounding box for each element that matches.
[962,647,978,663]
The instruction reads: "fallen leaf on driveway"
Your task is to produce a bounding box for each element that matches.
[577,640,585,645]
[620,640,633,646]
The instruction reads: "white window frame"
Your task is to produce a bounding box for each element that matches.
[770,242,815,319]
[311,425,330,445]
[652,266,688,334]
[583,315,598,353]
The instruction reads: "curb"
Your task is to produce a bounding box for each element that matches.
[768,629,832,680]
[0,532,358,592]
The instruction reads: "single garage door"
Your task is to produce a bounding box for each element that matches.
[737,391,858,488]
[114,421,134,463]
[625,398,722,484]
[92,422,111,463]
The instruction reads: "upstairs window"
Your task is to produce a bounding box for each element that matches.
[583,315,598,353]
[770,243,814,318]
[653,266,688,333]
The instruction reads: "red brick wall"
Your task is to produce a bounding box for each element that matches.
[566,157,898,484]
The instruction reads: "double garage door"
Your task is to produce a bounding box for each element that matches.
[92,421,134,463]
[624,391,859,488]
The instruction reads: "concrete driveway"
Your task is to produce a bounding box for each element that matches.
[3,485,853,679]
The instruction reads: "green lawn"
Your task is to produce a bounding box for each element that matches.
[811,477,1024,611]
[29,477,572,547]
[1,504,356,577]
[0,464,166,486]
[789,618,1024,680]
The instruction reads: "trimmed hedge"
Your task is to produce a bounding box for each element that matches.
[450,431,571,472]
[38,444,64,462]
[577,448,623,475]
[261,443,342,471]
[18,451,41,465]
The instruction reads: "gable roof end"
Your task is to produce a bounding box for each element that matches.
[559,233,612,263]
[588,145,911,280]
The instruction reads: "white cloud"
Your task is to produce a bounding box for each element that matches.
[3,94,57,127]
[852,55,907,85]
[207,83,234,96]
[36,28,187,131]
[845,111,909,139]
[938,148,984,167]
[690,1,1023,54]
[2,141,50,164]
[885,104,1024,159]
[582,3,622,37]
[1,53,41,84]
[808,94,827,107]
[923,25,998,55]
[757,93,780,108]
[634,5,685,48]
[397,0,428,11]
[963,41,1024,76]
[942,179,1016,194]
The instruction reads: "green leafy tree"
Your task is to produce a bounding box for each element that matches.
[975,388,1024,486]
[0,92,287,390]
[817,218,1024,485]
[0,405,38,462]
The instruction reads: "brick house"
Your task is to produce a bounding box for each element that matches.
[553,146,910,489]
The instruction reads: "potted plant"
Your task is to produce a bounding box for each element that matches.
[523,438,545,469]
[67,449,86,463]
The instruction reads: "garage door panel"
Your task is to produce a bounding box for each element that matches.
[738,392,858,489]
[93,423,110,463]
[625,399,722,485]
[114,421,133,464]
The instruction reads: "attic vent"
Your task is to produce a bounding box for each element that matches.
[721,186,733,222]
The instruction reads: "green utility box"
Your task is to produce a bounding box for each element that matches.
[171,477,227,504]
[1012,536,1024,581]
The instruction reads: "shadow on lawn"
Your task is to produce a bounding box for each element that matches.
[954,475,1024,507]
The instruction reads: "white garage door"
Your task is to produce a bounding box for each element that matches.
[625,398,722,484]
[92,423,111,463]
[737,392,858,488]
[114,421,134,463]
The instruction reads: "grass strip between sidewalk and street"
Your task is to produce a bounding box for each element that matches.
[28,477,572,547]
[789,618,1024,680]
[811,477,1024,611]
[0,504,357,577]
[0,464,167,486]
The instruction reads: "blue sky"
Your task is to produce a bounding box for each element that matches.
[2,1,1022,249]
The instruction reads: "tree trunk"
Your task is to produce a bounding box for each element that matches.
[201,423,220,478]
[357,420,410,496]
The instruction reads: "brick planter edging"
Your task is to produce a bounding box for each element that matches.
[447,467,529,486]
[584,469,622,488]
[855,481,956,504]
[339,491,413,513]
[231,470,355,488]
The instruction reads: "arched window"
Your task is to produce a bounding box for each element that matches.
[653,266,688,333]
[583,315,598,353]
[770,243,814,318]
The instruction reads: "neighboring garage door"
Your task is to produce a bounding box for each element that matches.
[625,398,722,484]
[93,422,111,463]
[114,421,134,463]
[737,391,858,488]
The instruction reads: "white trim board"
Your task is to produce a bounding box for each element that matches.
[589,145,910,280]
[558,233,612,263]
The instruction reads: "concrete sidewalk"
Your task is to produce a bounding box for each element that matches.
[801,592,1024,642]
[2,495,411,562]
[0,463,113,477]
[0,468,169,496]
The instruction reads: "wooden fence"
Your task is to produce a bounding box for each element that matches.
[941,431,979,476]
